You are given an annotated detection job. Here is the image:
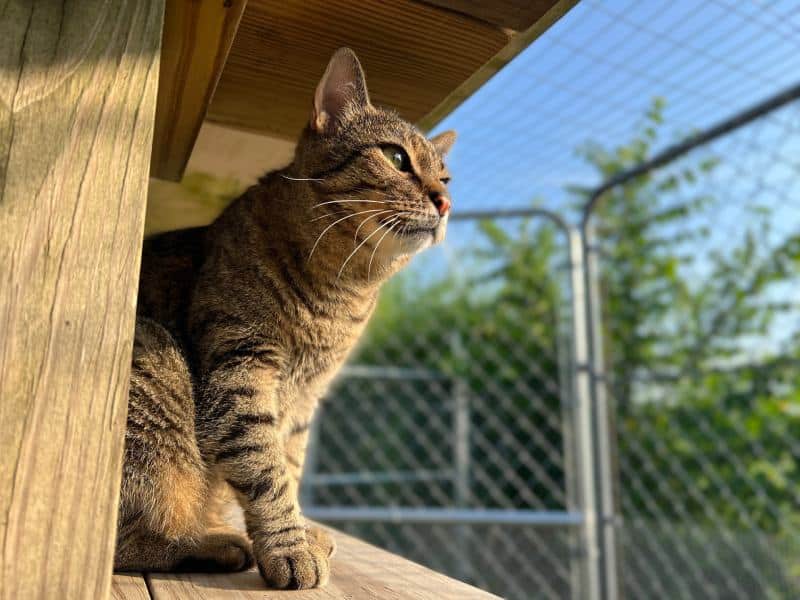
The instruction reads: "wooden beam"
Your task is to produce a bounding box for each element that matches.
[420,0,559,31]
[0,2,163,598]
[150,0,247,181]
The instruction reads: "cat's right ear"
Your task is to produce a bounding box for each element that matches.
[312,48,371,134]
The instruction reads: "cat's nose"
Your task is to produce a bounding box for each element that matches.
[429,191,451,216]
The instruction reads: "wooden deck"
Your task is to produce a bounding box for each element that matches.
[112,529,500,599]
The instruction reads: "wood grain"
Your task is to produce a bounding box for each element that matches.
[112,574,153,600]
[151,0,572,181]
[0,1,163,598]
[206,0,511,139]
[421,0,558,31]
[146,528,500,599]
[151,0,247,180]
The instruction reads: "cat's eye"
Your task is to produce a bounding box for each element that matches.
[440,177,451,185]
[381,145,412,172]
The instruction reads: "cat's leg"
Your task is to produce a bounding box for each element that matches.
[284,420,336,558]
[116,318,253,572]
[198,362,330,589]
[115,530,253,572]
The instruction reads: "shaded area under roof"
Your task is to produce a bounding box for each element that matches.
[151,0,575,180]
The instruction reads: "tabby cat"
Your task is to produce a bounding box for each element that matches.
[115,48,455,589]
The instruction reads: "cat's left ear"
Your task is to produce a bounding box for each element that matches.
[430,130,457,156]
[312,48,371,133]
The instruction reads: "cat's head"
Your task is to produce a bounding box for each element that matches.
[293,48,456,280]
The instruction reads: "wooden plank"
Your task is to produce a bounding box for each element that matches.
[112,574,153,600]
[151,0,574,181]
[418,0,578,131]
[151,0,247,181]
[206,0,511,138]
[0,1,164,598]
[422,0,559,31]
[146,528,500,599]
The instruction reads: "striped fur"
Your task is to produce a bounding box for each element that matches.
[115,48,455,589]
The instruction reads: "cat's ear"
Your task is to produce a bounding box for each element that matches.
[312,48,371,133]
[430,130,457,156]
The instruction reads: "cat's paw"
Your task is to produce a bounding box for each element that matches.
[306,525,336,557]
[176,532,254,572]
[256,540,330,589]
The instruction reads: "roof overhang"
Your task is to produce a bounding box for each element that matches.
[151,0,577,181]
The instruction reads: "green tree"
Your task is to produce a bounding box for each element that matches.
[322,98,800,596]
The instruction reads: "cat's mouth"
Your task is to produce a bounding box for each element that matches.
[397,217,447,249]
[401,224,437,238]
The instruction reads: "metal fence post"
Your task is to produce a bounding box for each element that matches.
[454,383,472,580]
[582,221,620,600]
[568,227,603,600]
[454,378,471,509]
[560,262,583,600]
[450,333,472,510]
[451,331,473,581]
[574,82,800,600]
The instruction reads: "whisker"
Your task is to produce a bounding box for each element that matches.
[393,210,437,232]
[311,199,387,209]
[310,210,350,222]
[308,209,387,262]
[354,209,394,242]
[368,219,400,281]
[282,175,325,182]
[337,216,400,280]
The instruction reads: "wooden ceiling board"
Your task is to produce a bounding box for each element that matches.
[150,0,571,180]
[419,0,561,31]
[205,0,512,138]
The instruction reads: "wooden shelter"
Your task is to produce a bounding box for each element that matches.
[0,1,573,598]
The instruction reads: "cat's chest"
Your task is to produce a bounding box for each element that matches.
[288,318,364,383]
[277,333,354,420]
[282,293,375,375]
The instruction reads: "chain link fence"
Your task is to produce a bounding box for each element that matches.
[303,213,581,600]
[591,96,800,600]
[292,2,800,598]
[297,81,800,600]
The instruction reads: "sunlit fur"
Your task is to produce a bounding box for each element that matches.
[293,106,453,275]
[115,48,455,589]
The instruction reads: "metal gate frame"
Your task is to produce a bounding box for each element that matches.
[301,80,800,600]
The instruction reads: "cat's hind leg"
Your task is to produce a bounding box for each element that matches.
[115,318,252,572]
[115,530,253,572]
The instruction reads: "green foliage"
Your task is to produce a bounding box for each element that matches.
[337,98,800,590]
[574,102,800,539]
[353,219,568,508]
[181,171,244,210]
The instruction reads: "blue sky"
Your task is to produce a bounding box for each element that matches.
[407,0,800,357]
[431,0,800,218]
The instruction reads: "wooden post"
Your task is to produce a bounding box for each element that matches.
[0,2,163,598]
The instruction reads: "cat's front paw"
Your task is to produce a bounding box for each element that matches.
[306,525,336,557]
[256,540,330,589]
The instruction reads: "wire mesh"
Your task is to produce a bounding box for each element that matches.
[302,216,580,600]
[296,1,800,598]
[590,101,800,600]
